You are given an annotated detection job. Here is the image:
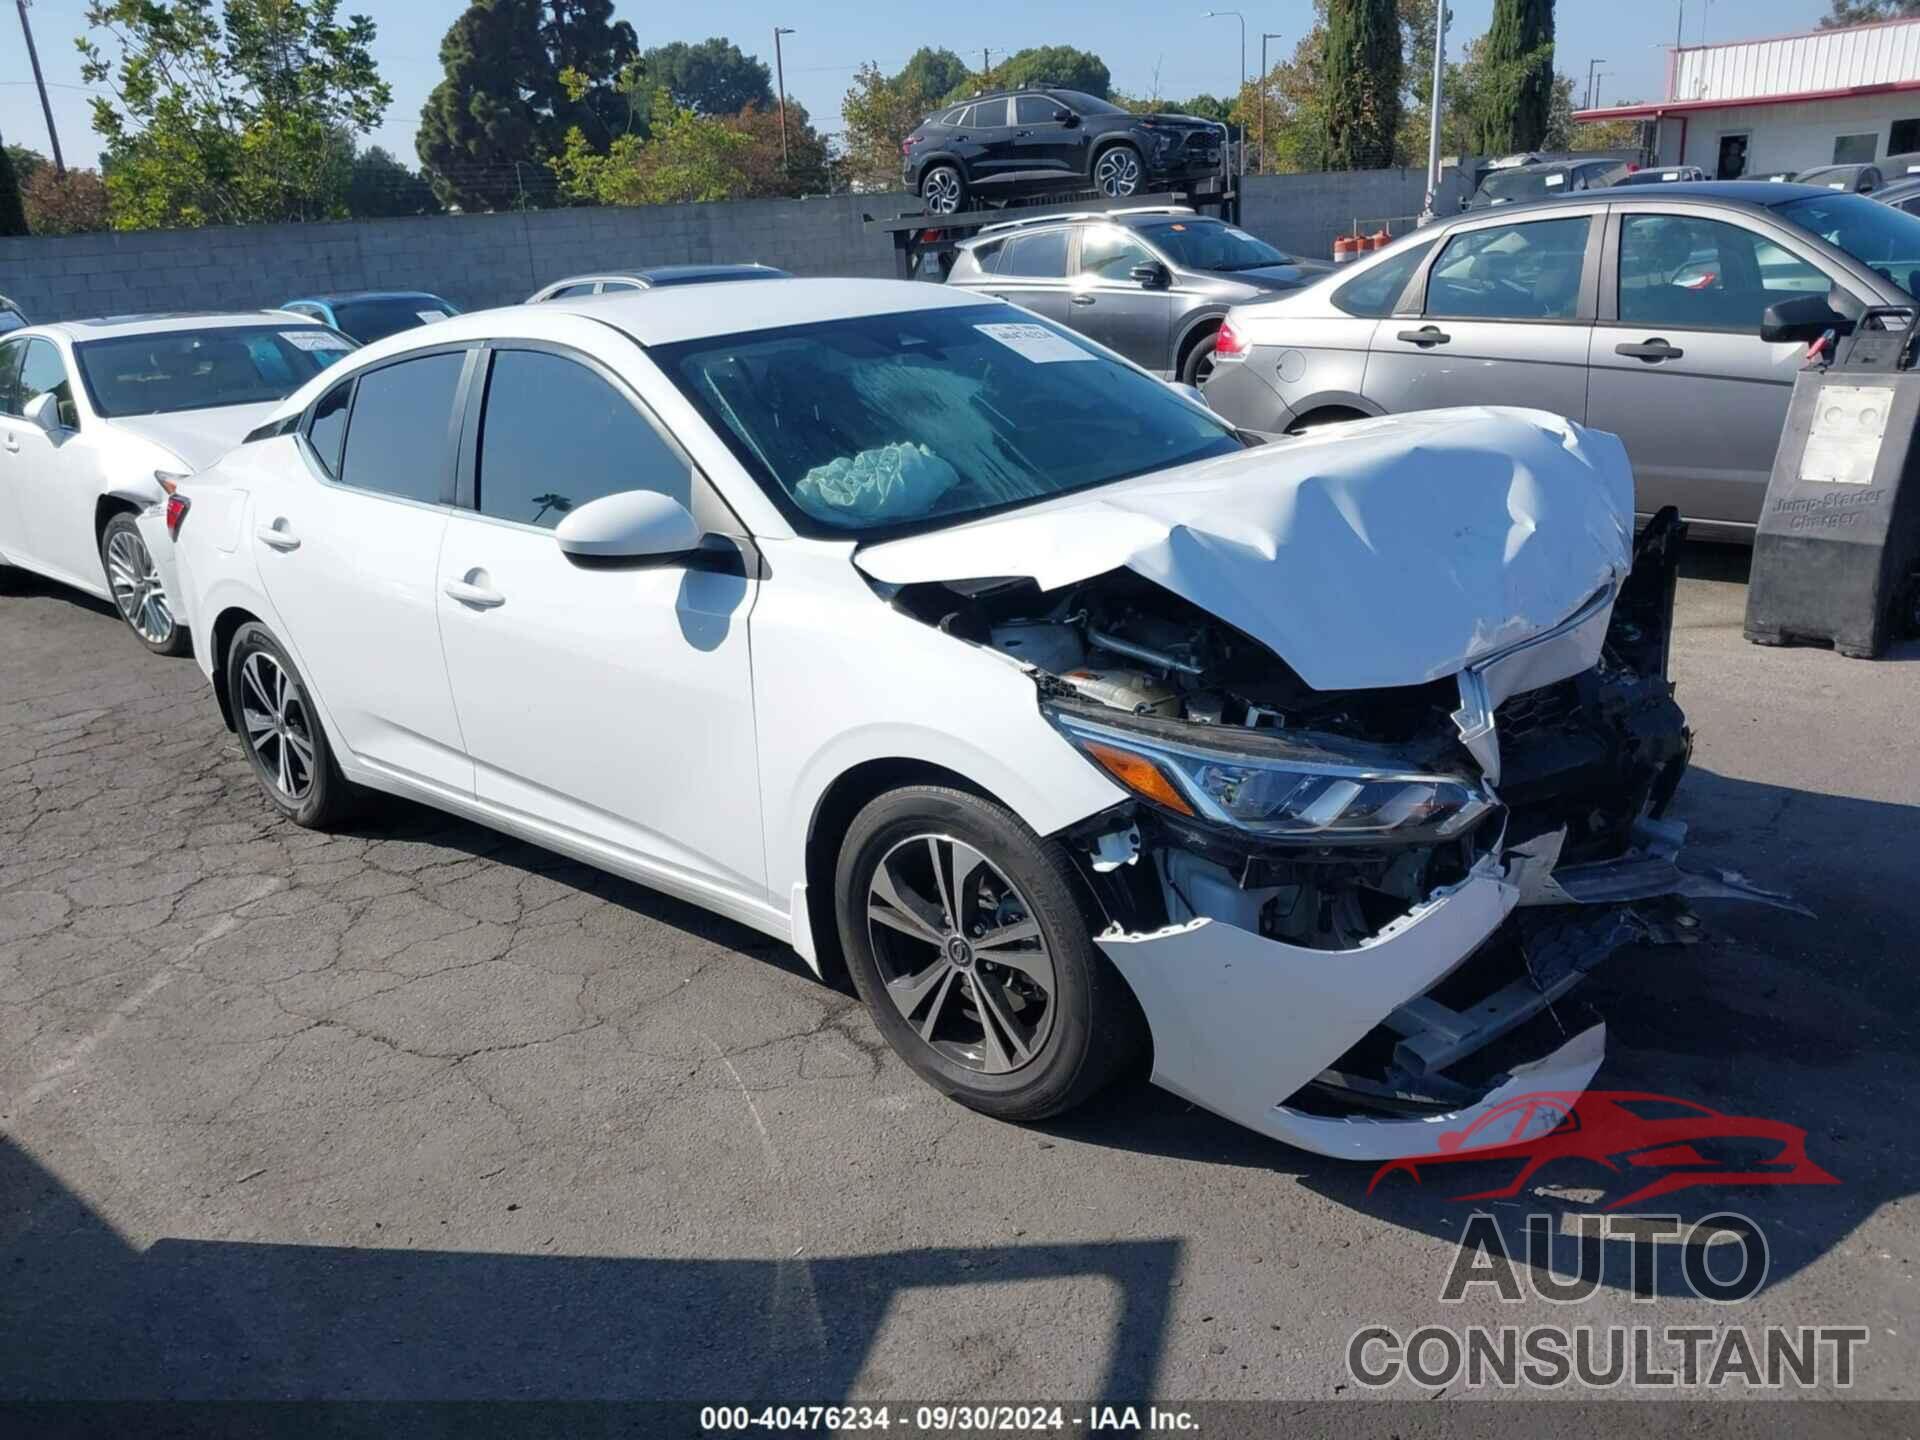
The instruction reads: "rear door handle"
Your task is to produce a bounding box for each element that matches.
[444,578,505,610]
[255,523,300,552]
[1396,326,1451,347]
[1070,294,1096,306]
[1616,338,1684,362]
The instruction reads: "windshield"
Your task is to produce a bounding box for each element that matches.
[1053,90,1123,116]
[1137,219,1289,270]
[75,325,356,418]
[652,303,1243,539]
[1780,192,1920,295]
[331,296,457,343]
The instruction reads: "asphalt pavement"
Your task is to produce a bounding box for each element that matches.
[1,546,1916,1409]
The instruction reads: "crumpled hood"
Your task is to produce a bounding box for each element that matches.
[854,407,1634,692]
[107,402,280,473]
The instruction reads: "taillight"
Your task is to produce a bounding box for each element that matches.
[1214,316,1249,359]
[902,135,920,156]
[164,492,190,539]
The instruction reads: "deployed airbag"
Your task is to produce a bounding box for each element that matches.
[794,442,960,524]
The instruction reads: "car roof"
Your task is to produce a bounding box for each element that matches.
[30,310,328,342]
[1458,180,1834,220]
[287,290,448,305]
[539,264,786,291]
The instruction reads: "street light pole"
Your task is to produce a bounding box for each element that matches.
[1259,31,1282,177]
[1203,11,1247,178]
[1585,58,1608,110]
[15,0,66,175]
[1422,0,1448,221]
[774,26,796,176]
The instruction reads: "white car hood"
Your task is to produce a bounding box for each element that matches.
[853,407,1634,692]
[108,402,281,473]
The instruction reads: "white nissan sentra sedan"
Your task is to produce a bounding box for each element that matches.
[161,280,1783,1157]
[0,311,355,654]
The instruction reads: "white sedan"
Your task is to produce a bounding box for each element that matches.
[162,279,1774,1156]
[0,312,354,654]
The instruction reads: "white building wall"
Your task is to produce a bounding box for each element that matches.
[1673,20,1920,103]
[1662,92,1920,175]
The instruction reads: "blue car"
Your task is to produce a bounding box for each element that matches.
[278,290,460,344]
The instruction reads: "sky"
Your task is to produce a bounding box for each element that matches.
[2,0,1829,171]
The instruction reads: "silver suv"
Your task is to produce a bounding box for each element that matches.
[1202,182,1920,543]
[945,207,1329,385]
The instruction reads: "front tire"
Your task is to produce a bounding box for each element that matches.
[920,163,967,216]
[1093,144,1144,199]
[835,785,1141,1122]
[101,511,189,657]
[226,622,357,829]
[1181,327,1221,387]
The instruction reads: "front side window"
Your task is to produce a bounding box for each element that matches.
[999,229,1071,278]
[336,351,466,504]
[653,303,1242,539]
[18,339,79,429]
[74,325,354,417]
[1078,226,1155,280]
[1334,239,1436,317]
[1426,216,1591,321]
[476,350,690,528]
[1620,215,1834,330]
[1015,96,1058,125]
[1135,218,1289,272]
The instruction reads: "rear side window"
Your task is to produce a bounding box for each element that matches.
[337,352,465,504]
[1426,216,1591,321]
[476,350,690,528]
[969,240,1006,273]
[305,381,351,477]
[969,99,1008,127]
[999,229,1070,278]
[1333,240,1435,317]
[545,282,598,300]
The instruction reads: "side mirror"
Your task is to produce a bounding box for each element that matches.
[22,391,64,435]
[1760,294,1853,345]
[1130,260,1171,288]
[555,489,702,561]
[1056,109,1079,127]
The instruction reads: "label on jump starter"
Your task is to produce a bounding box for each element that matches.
[1799,383,1893,485]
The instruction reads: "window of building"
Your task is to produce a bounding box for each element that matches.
[1834,133,1879,165]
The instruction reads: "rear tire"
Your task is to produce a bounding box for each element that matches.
[920,164,967,215]
[100,511,189,657]
[835,785,1142,1122]
[226,622,358,829]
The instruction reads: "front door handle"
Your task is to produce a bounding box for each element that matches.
[1616,338,1684,362]
[444,578,506,610]
[1396,326,1451,347]
[2,434,18,454]
[1070,294,1096,306]
[255,522,300,552]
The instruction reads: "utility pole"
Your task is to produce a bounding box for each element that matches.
[1202,10,1246,178]
[1592,72,1610,110]
[1585,58,1608,111]
[1259,31,1282,177]
[1422,0,1448,222]
[773,26,795,175]
[15,0,67,175]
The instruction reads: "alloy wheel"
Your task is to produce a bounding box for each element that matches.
[238,650,317,802]
[1095,149,1141,198]
[104,528,175,646]
[923,168,963,215]
[866,834,1058,1075]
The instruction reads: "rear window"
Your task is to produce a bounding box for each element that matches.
[74,325,356,417]
[332,297,457,343]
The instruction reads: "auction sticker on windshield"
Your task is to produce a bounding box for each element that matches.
[976,322,1092,364]
[281,330,353,354]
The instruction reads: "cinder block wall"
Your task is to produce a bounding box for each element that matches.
[0,168,1478,323]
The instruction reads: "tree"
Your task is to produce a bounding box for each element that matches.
[549,88,752,205]
[840,60,931,192]
[78,0,390,229]
[6,144,48,190]
[1820,0,1920,25]
[897,48,969,108]
[637,38,772,117]
[1470,0,1555,155]
[992,46,1111,99]
[721,100,830,197]
[0,141,26,237]
[347,145,443,217]
[1323,0,1403,169]
[22,166,112,235]
[543,0,638,143]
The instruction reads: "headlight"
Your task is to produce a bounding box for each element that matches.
[1049,708,1493,843]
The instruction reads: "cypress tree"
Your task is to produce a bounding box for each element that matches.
[1323,0,1405,170]
[1474,0,1556,155]
[0,137,27,237]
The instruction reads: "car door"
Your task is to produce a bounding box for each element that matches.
[1365,211,1599,422]
[0,339,26,562]
[434,344,766,900]
[1587,208,1855,530]
[8,337,94,586]
[1068,224,1173,371]
[1010,95,1080,177]
[250,347,475,795]
[963,98,1017,181]
[982,227,1075,324]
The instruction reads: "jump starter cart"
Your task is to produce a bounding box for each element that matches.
[1745,306,1920,658]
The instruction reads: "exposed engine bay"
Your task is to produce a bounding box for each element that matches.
[887,508,1796,1121]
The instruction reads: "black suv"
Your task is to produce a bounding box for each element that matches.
[903,89,1226,215]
